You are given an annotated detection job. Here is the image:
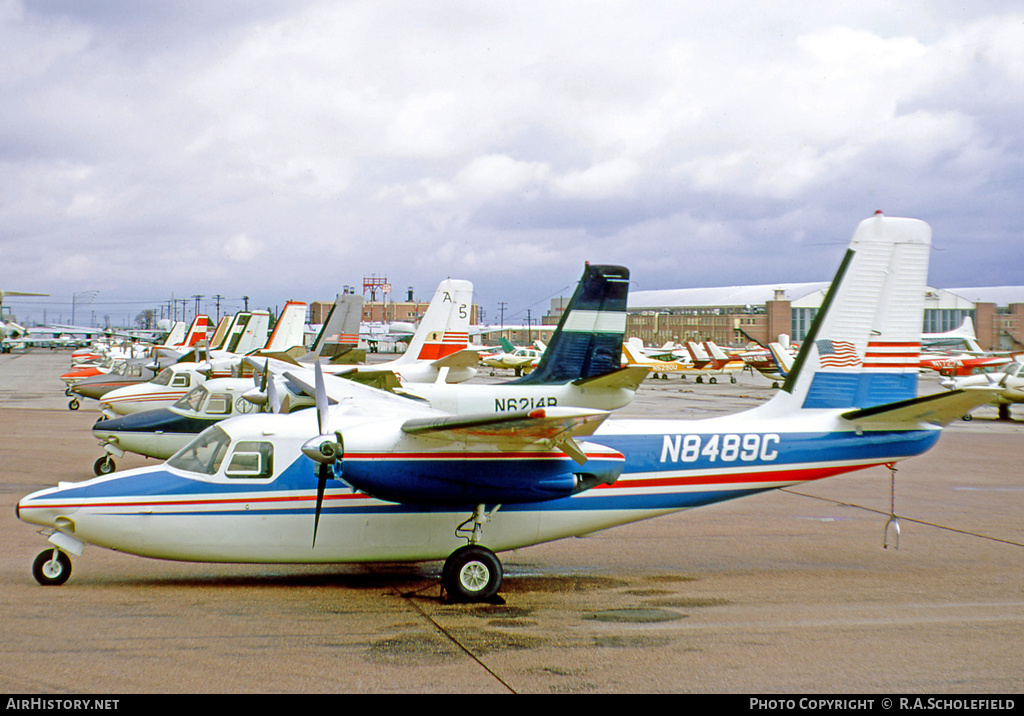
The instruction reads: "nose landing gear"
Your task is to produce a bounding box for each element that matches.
[32,548,72,586]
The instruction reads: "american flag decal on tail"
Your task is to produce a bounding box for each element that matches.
[816,340,859,368]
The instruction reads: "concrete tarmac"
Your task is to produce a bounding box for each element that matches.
[1,349,1022,694]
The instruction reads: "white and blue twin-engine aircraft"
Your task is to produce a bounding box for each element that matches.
[17,214,994,602]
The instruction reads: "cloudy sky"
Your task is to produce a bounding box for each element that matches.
[3,0,1023,327]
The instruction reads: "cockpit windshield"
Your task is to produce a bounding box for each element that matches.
[168,426,231,475]
[151,368,173,386]
[173,386,207,412]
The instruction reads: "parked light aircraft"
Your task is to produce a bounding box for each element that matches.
[740,340,797,387]
[942,360,1024,420]
[330,279,478,385]
[360,321,416,353]
[89,264,643,469]
[18,214,997,603]
[682,342,744,383]
[311,264,645,416]
[94,306,298,418]
[481,337,544,376]
[88,294,369,474]
[918,351,1011,378]
[1,290,49,352]
[65,358,159,411]
[622,338,690,379]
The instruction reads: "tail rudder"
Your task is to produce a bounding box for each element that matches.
[161,321,186,348]
[182,315,213,347]
[687,342,710,367]
[513,264,629,385]
[775,213,930,412]
[767,342,794,377]
[622,338,654,366]
[400,279,473,364]
[234,310,271,355]
[208,316,232,350]
[264,301,308,352]
[305,293,363,361]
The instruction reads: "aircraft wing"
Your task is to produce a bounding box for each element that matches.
[572,365,651,390]
[242,355,427,414]
[841,388,998,427]
[401,406,611,464]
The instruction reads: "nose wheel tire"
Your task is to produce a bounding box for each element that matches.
[94,456,116,476]
[442,545,502,603]
[32,549,72,586]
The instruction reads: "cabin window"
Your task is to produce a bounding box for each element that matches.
[172,374,190,388]
[205,393,232,415]
[224,441,274,479]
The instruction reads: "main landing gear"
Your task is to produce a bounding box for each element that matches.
[441,504,503,603]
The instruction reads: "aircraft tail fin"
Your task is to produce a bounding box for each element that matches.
[512,264,630,385]
[398,279,473,364]
[233,311,271,355]
[263,301,308,352]
[686,342,710,366]
[207,316,233,351]
[770,213,931,413]
[181,315,213,348]
[303,293,363,363]
[622,340,649,365]
[705,342,729,362]
[161,321,186,348]
[767,342,794,377]
[498,336,516,353]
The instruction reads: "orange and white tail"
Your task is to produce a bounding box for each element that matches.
[398,279,473,364]
[181,315,214,348]
[264,301,308,352]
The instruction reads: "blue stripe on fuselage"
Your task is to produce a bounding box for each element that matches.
[29,428,938,522]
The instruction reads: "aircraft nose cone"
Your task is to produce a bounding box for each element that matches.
[16,487,70,528]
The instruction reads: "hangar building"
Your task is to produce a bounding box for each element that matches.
[624,284,1024,352]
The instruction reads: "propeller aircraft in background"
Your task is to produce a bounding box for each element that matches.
[88,263,644,470]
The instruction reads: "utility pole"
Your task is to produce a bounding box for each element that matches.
[497,302,507,331]
[212,294,224,322]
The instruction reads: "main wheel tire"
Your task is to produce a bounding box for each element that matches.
[32,549,72,586]
[442,545,502,603]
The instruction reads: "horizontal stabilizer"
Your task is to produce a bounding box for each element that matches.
[431,348,481,370]
[841,388,998,427]
[572,365,651,390]
[251,349,302,365]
